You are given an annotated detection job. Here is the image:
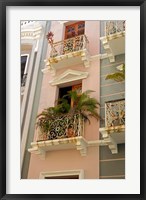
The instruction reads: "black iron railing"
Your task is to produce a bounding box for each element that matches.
[37,114,84,141]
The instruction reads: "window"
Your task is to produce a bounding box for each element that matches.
[71,83,82,107]
[45,175,79,179]
[59,86,72,105]
[63,22,85,54]
[65,21,85,39]
[59,83,82,107]
[40,169,84,179]
[21,54,29,87]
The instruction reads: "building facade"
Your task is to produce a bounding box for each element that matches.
[21,20,125,179]
[99,21,125,179]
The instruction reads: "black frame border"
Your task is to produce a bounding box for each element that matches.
[0,0,145,199]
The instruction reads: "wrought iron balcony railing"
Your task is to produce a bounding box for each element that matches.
[37,113,84,142]
[106,21,125,36]
[49,34,89,58]
[105,99,125,127]
[21,73,27,87]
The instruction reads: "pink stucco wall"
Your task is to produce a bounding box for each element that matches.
[28,20,100,179]
[85,21,100,55]
[28,147,99,179]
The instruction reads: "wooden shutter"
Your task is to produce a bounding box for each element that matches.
[65,21,85,39]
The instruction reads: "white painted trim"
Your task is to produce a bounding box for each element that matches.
[34,39,39,52]
[99,125,125,154]
[21,54,29,74]
[28,136,108,159]
[49,69,89,86]
[58,20,69,24]
[21,21,35,27]
[28,136,88,158]
[39,169,84,179]
[100,31,125,63]
[21,24,42,40]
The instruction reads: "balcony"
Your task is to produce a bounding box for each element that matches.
[45,34,90,75]
[28,114,89,159]
[21,21,42,40]
[105,99,125,127]
[99,99,125,154]
[100,21,125,62]
[106,21,125,36]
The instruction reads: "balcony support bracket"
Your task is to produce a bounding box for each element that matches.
[99,125,125,154]
[28,136,88,159]
[76,137,87,156]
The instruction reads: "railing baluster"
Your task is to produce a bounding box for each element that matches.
[106,21,125,36]
[105,100,125,127]
[49,34,88,58]
[37,114,83,142]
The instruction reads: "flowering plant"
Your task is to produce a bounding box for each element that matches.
[46,31,54,43]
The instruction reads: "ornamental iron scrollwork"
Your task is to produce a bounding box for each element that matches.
[37,114,84,141]
[105,99,125,127]
[106,21,125,36]
[49,34,88,58]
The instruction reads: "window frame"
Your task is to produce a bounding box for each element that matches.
[21,53,29,77]
[65,21,85,39]
[39,169,84,179]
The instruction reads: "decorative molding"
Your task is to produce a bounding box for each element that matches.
[49,69,89,86]
[100,158,125,162]
[87,140,107,147]
[76,138,87,156]
[21,22,43,40]
[43,52,108,76]
[80,49,90,67]
[58,20,69,24]
[45,49,91,75]
[100,175,125,178]
[21,21,35,27]
[28,136,88,159]
[28,136,111,160]
[99,125,125,154]
[39,169,84,179]
[100,91,125,98]
[100,31,125,63]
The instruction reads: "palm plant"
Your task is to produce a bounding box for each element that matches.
[105,64,125,82]
[64,90,100,123]
[36,98,71,133]
[36,90,100,134]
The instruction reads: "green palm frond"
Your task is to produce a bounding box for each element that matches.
[106,72,125,82]
[63,90,78,101]
[105,64,125,82]
[66,90,100,123]
[36,89,100,133]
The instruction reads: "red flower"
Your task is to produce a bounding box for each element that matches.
[46,31,54,43]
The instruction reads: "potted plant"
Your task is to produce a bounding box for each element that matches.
[64,90,100,124]
[36,90,100,140]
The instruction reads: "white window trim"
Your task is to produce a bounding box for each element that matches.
[39,169,84,179]
[21,53,29,75]
[49,69,88,86]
